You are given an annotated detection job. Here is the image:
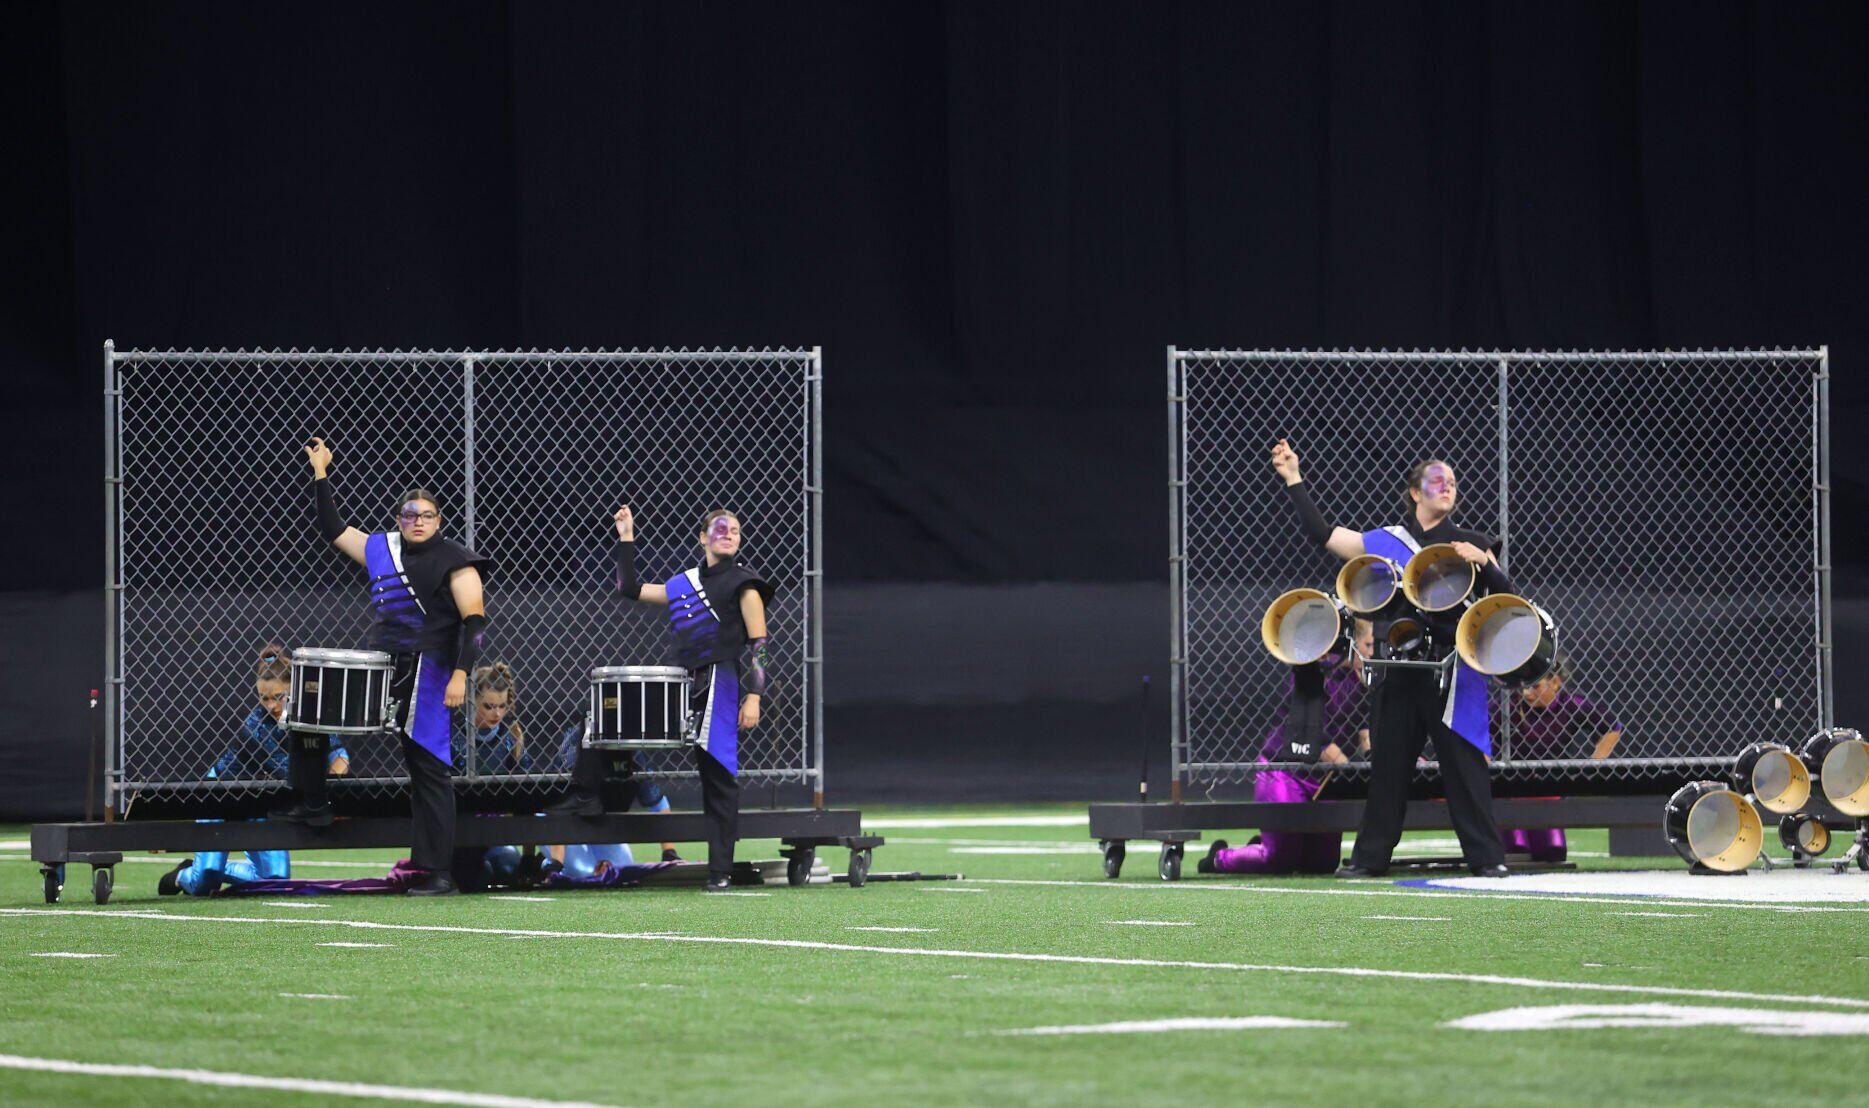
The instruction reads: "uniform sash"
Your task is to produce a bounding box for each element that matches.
[1361,526,1491,756]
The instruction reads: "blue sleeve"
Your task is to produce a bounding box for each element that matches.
[636,777,666,808]
[326,737,350,767]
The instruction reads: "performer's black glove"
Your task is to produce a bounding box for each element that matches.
[314,476,346,543]
[611,538,641,600]
[456,613,488,674]
[1285,482,1334,548]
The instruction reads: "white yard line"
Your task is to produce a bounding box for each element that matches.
[0,1052,615,1107]
[998,1016,1344,1036]
[918,888,986,894]
[1364,915,1452,922]
[1608,911,1702,919]
[960,877,1869,914]
[261,901,331,910]
[847,926,940,933]
[279,993,352,1000]
[318,942,393,949]
[488,896,557,903]
[29,952,115,959]
[7,907,1869,1012]
[1108,920,1197,927]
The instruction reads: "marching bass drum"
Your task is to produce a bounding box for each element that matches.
[1730,741,1811,815]
[1260,588,1349,667]
[1663,781,1762,873]
[1800,727,1869,817]
[1455,594,1557,686]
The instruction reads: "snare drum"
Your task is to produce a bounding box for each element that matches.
[586,665,695,750]
[285,647,394,734]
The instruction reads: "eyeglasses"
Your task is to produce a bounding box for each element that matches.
[398,510,440,524]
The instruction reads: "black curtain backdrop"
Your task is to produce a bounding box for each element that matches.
[5,1,1867,816]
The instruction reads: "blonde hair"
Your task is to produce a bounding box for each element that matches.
[256,644,292,684]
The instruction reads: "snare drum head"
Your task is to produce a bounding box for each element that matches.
[1456,595,1542,676]
[1336,555,1400,614]
[291,647,393,667]
[1261,589,1345,666]
[590,665,691,681]
[1403,544,1474,612]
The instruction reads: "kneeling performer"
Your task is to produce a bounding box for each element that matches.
[550,506,771,893]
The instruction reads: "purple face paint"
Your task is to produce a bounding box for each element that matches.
[708,516,738,544]
[1419,464,1455,499]
[399,503,438,524]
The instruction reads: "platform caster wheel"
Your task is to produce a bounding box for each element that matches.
[42,867,61,905]
[1158,843,1183,882]
[92,867,113,906]
[1101,840,1126,879]
[786,849,816,887]
[848,849,872,888]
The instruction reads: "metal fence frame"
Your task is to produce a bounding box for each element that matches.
[1167,347,1832,797]
[102,343,825,813]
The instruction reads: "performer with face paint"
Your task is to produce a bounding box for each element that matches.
[1271,439,1514,878]
[302,437,491,896]
[547,505,771,893]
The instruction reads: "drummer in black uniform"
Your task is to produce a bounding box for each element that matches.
[1272,439,1514,878]
[549,505,771,893]
[299,437,490,896]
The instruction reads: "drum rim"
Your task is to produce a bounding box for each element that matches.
[1402,543,1475,612]
[590,665,692,680]
[1336,554,1402,614]
[1735,742,1811,814]
[1456,594,1547,676]
[1668,781,1762,872]
[1261,588,1346,666]
[290,647,394,666]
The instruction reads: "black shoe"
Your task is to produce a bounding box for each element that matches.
[270,801,334,828]
[1470,863,1510,878]
[703,874,732,893]
[1198,840,1228,875]
[661,848,682,863]
[542,792,604,817]
[158,860,190,896]
[1335,863,1387,879]
[406,872,459,896]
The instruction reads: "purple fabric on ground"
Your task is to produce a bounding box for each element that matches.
[214,859,429,896]
[1499,826,1568,862]
[1211,760,1342,875]
[544,861,675,889]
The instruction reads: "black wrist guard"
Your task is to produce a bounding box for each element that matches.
[1285,482,1334,547]
[314,477,346,542]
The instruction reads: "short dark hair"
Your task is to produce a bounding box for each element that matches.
[397,488,442,515]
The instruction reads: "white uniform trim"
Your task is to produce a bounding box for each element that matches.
[682,568,718,621]
[384,533,427,615]
[1380,525,1422,555]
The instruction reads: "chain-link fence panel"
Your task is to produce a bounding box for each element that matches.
[106,347,822,810]
[1170,348,1828,792]
[1502,351,1826,781]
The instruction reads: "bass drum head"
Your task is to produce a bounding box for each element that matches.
[1732,741,1810,815]
[1817,733,1869,817]
[1665,782,1762,873]
[1402,544,1474,613]
[292,647,392,668]
[1336,555,1401,615]
[1455,594,1552,684]
[1261,589,1346,666]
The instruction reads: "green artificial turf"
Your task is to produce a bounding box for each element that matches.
[2,810,1866,1106]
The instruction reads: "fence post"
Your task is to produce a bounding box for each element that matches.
[103,340,122,818]
[1817,346,1833,729]
[1496,352,1511,762]
[808,346,826,807]
[1167,346,1185,803]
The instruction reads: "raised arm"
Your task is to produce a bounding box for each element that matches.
[306,438,368,564]
[611,506,668,605]
[1271,439,1364,560]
